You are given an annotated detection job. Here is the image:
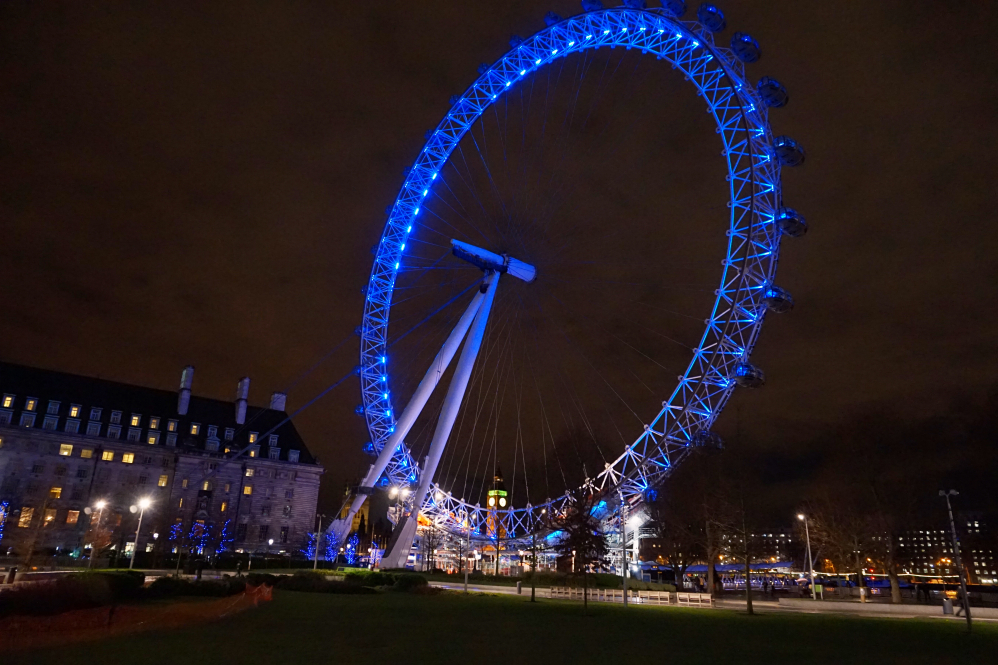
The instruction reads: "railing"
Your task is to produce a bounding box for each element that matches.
[548,587,715,609]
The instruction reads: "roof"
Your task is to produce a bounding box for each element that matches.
[0,361,320,466]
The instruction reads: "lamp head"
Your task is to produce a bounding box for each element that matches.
[797,514,805,521]
[138,497,152,510]
[95,500,107,510]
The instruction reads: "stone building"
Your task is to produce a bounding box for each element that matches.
[0,362,323,560]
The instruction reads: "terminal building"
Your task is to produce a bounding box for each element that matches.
[0,362,323,561]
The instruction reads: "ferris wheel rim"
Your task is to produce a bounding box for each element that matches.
[357,6,788,542]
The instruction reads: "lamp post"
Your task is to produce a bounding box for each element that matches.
[798,513,815,600]
[940,490,972,631]
[84,500,107,569]
[313,513,326,570]
[129,498,152,570]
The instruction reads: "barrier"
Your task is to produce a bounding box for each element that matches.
[676,592,714,608]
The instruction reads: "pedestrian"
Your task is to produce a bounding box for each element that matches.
[196,559,204,581]
[236,561,243,577]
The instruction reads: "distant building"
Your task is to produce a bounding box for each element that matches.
[0,362,323,560]
[900,517,996,585]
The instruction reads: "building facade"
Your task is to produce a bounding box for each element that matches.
[0,362,323,560]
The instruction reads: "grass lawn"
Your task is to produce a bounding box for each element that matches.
[8,590,997,664]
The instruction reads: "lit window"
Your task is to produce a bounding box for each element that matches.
[69,405,81,418]
[43,508,57,525]
[0,437,4,448]
[81,448,94,459]
[49,487,62,499]
[130,414,141,427]
[101,450,115,462]
[18,507,34,528]
[249,432,258,443]
[2,395,13,408]
[179,498,184,508]
[249,446,259,458]
[158,475,168,487]
[25,398,37,411]
[122,453,135,464]
[243,485,252,495]
[191,423,200,435]
[202,481,212,491]
[224,428,234,441]
[66,510,80,525]
[220,501,228,512]
[56,444,74,456]
[245,468,254,477]
[110,411,122,425]
[147,432,159,445]
[149,417,160,430]
[181,479,188,489]
[47,401,61,415]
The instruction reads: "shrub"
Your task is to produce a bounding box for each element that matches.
[392,573,428,593]
[0,571,144,619]
[277,572,375,594]
[147,576,246,598]
[344,570,397,587]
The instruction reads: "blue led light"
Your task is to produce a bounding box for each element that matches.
[519,69,526,75]
[406,225,412,232]
[380,356,386,363]
[535,58,541,64]
[431,172,437,179]
[383,393,388,399]
[400,243,405,250]
[385,410,392,417]
[422,189,428,196]
[394,262,399,269]
[414,207,420,214]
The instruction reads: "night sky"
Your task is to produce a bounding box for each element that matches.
[2,1,997,520]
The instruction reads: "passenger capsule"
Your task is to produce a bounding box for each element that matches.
[773,135,806,166]
[732,363,765,388]
[731,32,761,63]
[354,404,366,415]
[693,430,725,451]
[623,0,646,9]
[362,441,377,457]
[477,63,490,75]
[762,285,795,313]
[697,4,726,33]
[544,11,562,27]
[509,34,524,47]
[660,0,687,17]
[775,207,807,237]
[581,0,603,9]
[757,76,789,108]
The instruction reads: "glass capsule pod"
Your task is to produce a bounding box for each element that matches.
[731,32,761,63]
[775,207,807,238]
[697,4,726,33]
[757,76,789,108]
[763,285,795,313]
[774,135,806,166]
[732,363,766,388]
[661,0,687,17]
[692,430,725,451]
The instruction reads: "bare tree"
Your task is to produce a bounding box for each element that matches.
[549,488,610,614]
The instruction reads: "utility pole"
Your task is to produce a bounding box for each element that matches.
[940,490,972,631]
[798,513,816,600]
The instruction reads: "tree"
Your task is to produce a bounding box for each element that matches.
[549,488,609,614]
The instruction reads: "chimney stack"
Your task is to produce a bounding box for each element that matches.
[235,377,250,425]
[270,392,287,412]
[178,365,195,415]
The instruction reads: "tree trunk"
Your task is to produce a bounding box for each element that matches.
[583,569,589,615]
[744,549,754,615]
[887,568,901,604]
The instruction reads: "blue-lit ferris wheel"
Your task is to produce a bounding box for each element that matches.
[332,1,806,563]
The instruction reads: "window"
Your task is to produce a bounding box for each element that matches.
[245,468,254,477]
[86,422,101,436]
[285,488,294,499]
[43,416,59,430]
[2,395,12,408]
[102,450,115,462]
[66,404,80,418]
[64,419,80,434]
[166,433,177,447]
[249,446,259,458]
[19,413,35,428]
[261,504,271,517]
[190,423,200,435]
[268,447,281,460]
[224,483,231,493]
[90,408,102,420]
[144,432,158,445]
[54,465,67,477]
[288,450,300,463]
[178,498,184,508]
[31,463,44,474]
[259,525,269,542]
[110,411,122,425]
[46,401,60,415]
[138,475,148,485]
[130,414,141,427]
[127,428,141,442]
[207,426,217,439]
[202,480,213,491]
[25,398,37,411]
[158,475,168,487]
[220,501,228,512]
[165,420,177,433]
[59,444,73,456]
[107,425,121,439]
[224,428,234,441]
[282,504,291,518]
[149,417,160,430]
[236,523,247,541]
[49,487,62,499]
[205,440,219,452]
[80,448,94,459]
[76,468,89,479]
[181,478,189,489]
[280,526,289,543]
[18,507,34,528]
[0,436,4,448]
[66,510,80,525]
[122,453,135,464]
[0,412,10,426]
[243,485,253,495]
[43,508,57,526]
[249,432,258,443]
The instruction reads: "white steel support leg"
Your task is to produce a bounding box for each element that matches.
[381,271,501,569]
[327,288,487,548]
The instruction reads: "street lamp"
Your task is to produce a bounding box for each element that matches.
[83,499,108,569]
[313,513,328,570]
[940,490,972,631]
[128,497,152,570]
[798,513,816,600]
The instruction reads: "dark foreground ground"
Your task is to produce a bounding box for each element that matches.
[9,590,997,665]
